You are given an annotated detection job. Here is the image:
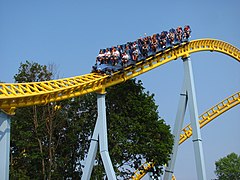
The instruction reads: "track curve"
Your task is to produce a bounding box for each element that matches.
[179,91,240,144]
[0,39,239,115]
[131,91,240,180]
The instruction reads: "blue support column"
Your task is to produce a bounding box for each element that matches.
[164,56,206,180]
[81,117,99,180]
[164,83,187,180]
[0,112,11,180]
[183,57,207,180]
[97,93,116,180]
[82,92,116,180]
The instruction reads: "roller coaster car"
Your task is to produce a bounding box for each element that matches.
[182,37,189,43]
[92,59,138,75]
[92,26,192,75]
[168,35,182,46]
[92,63,112,74]
[92,62,123,75]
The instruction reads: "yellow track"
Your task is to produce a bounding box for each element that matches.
[179,91,240,144]
[0,38,239,179]
[0,39,239,115]
[130,91,240,180]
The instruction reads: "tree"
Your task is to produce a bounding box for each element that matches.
[10,61,56,179]
[11,61,99,179]
[14,60,52,82]
[10,61,173,179]
[89,79,173,179]
[215,152,240,180]
[10,61,85,179]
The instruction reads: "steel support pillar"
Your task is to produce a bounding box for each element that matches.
[183,57,207,180]
[164,78,188,180]
[164,56,207,180]
[82,92,116,180]
[0,112,11,180]
[81,115,99,179]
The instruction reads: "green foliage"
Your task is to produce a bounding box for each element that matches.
[11,61,84,179]
[215,152,240,180]
[14,60,52,82]
[104,79,173,179]
[10,61,173,179]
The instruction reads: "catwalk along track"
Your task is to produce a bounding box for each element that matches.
[0,39,239,115]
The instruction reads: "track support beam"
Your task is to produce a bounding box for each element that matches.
[0,112,11,180]
[164,80,188,180]
[164,56,207,180]
[82,92,116,180]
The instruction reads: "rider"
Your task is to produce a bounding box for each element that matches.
[132,47,139,62]
[151,34,158,53]
[167,28,176,45]
[176,26,183,42]
[111,47,120,66]
[142,41,148,58]
[183,25,191,39]
[96,49,105,65]
[104,48,111,64]
[121,51,129,67]
[159,31,167,49]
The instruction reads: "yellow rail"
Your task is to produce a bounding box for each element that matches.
[179,91,240,144]
[130,161,154,180]
[0,38,239,179]
[130,91,240,180]
[0,39,239,115]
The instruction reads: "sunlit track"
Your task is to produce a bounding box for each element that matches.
[130,91,240,180]
[179,91,240,144]
[0,38,239,180]
[0,39,239,115]
[129,162,154,180]
[130,161,176,180]
[0,73,109,114]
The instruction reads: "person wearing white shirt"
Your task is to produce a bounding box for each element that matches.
[132,47,139,61]
[122,51,129,67]
[111,47,120,65]
[96,49,105,64]
[104,48,111,64]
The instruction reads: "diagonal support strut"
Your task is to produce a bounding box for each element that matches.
[164,56,207,180]
[82,92,116,180]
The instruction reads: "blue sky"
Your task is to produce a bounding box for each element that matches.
[0,1,239,179]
